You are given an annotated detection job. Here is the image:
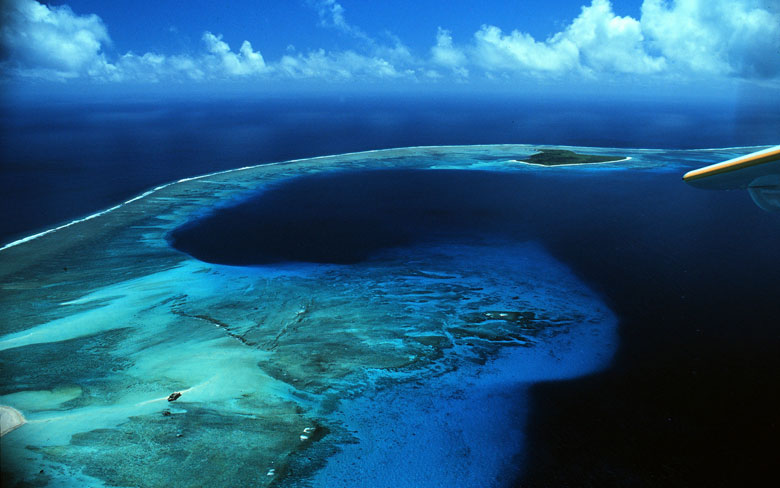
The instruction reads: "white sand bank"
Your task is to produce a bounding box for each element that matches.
[0,405,26,436]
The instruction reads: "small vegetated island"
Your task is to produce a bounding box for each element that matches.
[518,149,625,166]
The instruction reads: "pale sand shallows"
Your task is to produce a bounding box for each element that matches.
[0,405,26,436]
[0,145,749,487]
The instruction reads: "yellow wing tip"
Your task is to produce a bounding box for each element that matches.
[683,146,780,183]
[682,169,700,181]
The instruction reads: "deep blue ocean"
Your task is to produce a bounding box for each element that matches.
[1,93,777,245]
[166,161,780,486]
[2,93,779,486]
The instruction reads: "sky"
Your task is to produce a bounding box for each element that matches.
[1,0,779,99]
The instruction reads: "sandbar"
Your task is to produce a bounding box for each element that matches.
[0,405,25,436]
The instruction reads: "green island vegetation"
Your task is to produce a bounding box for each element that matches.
[521,149,624,166]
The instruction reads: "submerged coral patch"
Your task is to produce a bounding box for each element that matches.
[1,144,677,487]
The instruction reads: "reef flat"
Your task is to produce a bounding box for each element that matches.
[0,144,752,487]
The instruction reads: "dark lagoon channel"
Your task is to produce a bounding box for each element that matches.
[169,167,780,486]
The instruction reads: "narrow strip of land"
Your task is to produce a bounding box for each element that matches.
[517,149,626,166]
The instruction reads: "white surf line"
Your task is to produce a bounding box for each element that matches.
[686,144,775,152]
[509,156,633,167]
[0,146,426,253]
[1,144,764,253]
[383,143,770,152]
[0,147,440,253]
[0,162,286,253]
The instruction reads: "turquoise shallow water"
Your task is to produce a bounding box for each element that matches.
[1,144,776,487]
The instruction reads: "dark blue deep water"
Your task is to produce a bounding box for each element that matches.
[3,93,780,486]
[1,93,777,245]
[170,169,552,264]
[171,167,780,486]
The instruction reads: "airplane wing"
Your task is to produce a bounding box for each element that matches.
[683,145,780,212]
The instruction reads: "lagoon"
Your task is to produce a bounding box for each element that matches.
[1,144,779,487]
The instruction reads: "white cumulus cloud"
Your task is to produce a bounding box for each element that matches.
[0,0,112,79]
[431,28,468,77]
[311,0,373,44]
[469,0,665,76]
[314,0,349,31]
[567,0,665,74]
[472,25,581,74]
[201,32,267,76]
[641,0,780,78]
[451,0,778,80]
[1,0,778,85]
[1,0,397,83]
[114,52,204,83]
[277,49,406,81]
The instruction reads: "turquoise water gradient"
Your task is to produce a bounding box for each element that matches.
[1,145,774,487]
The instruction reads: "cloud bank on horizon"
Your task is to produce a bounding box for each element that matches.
[1,0,778,86]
